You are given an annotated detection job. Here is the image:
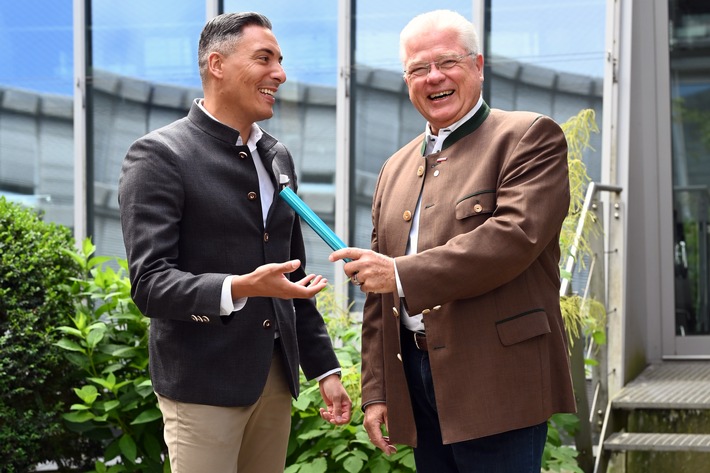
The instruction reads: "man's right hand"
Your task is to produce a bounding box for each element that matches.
[231,260,327,299]
[363,403,397,455]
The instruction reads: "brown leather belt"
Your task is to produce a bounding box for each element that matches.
[413,331,428,351]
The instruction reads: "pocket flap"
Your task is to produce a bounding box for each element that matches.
[496,309,551,346]
[455,190,496,220]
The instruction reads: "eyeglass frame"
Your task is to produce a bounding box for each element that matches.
[403,51,476,79]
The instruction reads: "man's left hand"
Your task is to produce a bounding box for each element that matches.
[318,374,352,425]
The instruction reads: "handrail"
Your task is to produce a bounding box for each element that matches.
[560,182,623,297]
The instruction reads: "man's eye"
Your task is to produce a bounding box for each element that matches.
[438,59,458,69]
[409,65,427,76]
[257,56,269,62]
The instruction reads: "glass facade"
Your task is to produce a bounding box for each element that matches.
[669,0,710,337]
[0,0,606,304]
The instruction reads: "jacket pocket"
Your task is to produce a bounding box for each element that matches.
[455,190,496,220]
[495,309,551,346]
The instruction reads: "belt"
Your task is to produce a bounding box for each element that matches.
[413,331,428,351]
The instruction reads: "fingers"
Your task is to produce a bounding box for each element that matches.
[329,247,364,262]
[278,259,301,273]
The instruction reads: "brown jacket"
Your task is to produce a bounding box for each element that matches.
[361,103,577,446]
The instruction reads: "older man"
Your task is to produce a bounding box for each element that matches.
[331,9,576,473]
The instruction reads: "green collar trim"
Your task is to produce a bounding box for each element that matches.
[419,101,491,155]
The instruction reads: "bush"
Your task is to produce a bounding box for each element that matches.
[55,239,167,473]
[286,287,416,473]
[0,197,100,472]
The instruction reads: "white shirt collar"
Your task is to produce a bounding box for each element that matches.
[196,98,262,150]
[424,94,484,143]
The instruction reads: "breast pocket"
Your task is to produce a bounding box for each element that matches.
[455,190,496,220]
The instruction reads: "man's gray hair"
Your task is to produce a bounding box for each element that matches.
[198,12,272,83]
[399,10,479,66]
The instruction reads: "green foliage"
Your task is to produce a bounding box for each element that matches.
[55,238,168,473]
[559,108,602,283]
[543,414,585,473]
[546,109,607,473]
[286,287,416,473]
[0,196,101,472]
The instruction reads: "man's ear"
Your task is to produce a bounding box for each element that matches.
[207,52,224,79]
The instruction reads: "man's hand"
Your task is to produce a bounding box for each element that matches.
[318,374,352,425]
[231,260,327,299]
[328,248,396,294]
[363,403,397,455]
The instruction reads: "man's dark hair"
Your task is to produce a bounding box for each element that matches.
[198,12,272,82]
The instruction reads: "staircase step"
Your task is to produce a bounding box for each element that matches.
[604,432,710,452]
[612,361,710,410]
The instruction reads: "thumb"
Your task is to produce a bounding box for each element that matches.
[280,259,301,273]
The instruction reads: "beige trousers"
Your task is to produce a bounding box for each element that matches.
[157,347,292,473]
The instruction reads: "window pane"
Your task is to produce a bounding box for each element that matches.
[0,1,74,226]
[488,0,605,181]
[670,0,710,337]
[90,0,205,257]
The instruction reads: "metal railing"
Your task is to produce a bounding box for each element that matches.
[560,182,624,473]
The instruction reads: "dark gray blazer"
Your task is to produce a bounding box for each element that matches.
[118,101,339,406]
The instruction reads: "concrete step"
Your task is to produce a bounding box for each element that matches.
[604,432,710,453]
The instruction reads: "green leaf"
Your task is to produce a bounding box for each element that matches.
[74,385,99,404]
[119,434,138,463]
[343,456,364,473]
[101,400,122,413]
[89,372,117,390]
[55,338,85,352]
[87,325,107,348]
[131,407,163,424]
[299,457,327,473]
[63,411,95,423]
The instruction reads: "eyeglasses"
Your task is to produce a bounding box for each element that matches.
[404,52,475,78]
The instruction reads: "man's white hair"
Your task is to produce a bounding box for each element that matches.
[399,9,479,66]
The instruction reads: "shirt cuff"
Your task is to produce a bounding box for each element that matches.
[220,276,247,315]
[316,368,342,382]
[394,259,405,298]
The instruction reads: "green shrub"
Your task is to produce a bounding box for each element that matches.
[286,287,416,473]
[55,239,167,473]
[0,197,100,472]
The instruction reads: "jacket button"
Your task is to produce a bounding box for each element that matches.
[433,305,442,311]
[474,203,483,213]
[417,165,424,177]
[397,353,402,362]
[403,210,412,221]
[239,151,248,159]
[263,320,272,329]
[191,315,199,322]
[263,232,269,242]
[392,306,399,317]
[248,192,257,200]
[422,309,431,315]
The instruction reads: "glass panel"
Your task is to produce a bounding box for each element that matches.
[670,1,710,337]
[489,0,606,183]
[0,1,74,227]
[224,1,339,281]
[90,0,205,258]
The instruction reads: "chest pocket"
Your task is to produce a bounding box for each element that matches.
[455,190,496,220]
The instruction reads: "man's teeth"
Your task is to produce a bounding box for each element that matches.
[259,89,275,96]
[429,90,453,99]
